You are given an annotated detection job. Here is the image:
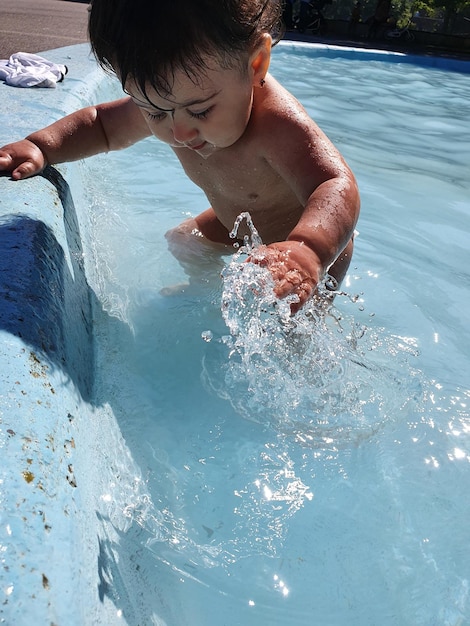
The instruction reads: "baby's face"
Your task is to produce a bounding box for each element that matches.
[126,59,255,159]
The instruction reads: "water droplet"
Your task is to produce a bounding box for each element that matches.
[201,330,213,342]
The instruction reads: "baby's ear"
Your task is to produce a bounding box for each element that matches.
[250,33,272,86]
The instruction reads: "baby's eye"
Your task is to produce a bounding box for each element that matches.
[146,110,167,121]
[188,106,213,120]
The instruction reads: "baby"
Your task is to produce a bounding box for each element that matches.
[0,0,360,312]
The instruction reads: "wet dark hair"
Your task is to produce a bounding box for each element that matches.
[89,0,283,96]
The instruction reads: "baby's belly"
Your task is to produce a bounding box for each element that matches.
[217,202,303,245]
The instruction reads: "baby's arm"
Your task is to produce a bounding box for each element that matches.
[257,117,360,312]
[0,97,151,179]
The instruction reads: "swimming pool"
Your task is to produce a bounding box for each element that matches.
[1,42,469,625]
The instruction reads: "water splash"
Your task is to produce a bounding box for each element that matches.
[229,211,263,248]
[203,213,423,448]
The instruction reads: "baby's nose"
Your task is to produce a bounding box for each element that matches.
[172,120,198,145]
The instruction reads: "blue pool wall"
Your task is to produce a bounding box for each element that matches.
[0,44,137,625]
[0,42,468,625]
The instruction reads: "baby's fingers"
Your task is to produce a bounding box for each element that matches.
[0,154,43,180]
[10,161,42,180]
[272,272,313,314]
[274,275,312,299]
[0,152,14,171]
[0,140,46,179]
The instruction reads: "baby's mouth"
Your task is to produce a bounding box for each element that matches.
[185,141,207,151]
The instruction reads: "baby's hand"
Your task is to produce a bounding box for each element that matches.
[0,139,47,180]
[249,240,322,313]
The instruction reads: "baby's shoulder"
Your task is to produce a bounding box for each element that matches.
[253,79,319,149]
[257,77,314,127]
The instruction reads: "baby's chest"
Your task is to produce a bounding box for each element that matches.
[180,152,280,201]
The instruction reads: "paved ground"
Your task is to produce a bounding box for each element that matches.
[0,0,89,59]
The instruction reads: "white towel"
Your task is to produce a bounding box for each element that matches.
[0,52,67,88]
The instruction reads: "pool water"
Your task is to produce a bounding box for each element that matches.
[82,45,470,625]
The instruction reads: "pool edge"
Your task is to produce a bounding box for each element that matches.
[0,44,137,625]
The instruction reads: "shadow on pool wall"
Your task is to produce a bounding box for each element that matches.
[0,167,93,399]
[0,42,469,626]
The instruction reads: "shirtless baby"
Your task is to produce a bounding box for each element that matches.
[0,0,360,313]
